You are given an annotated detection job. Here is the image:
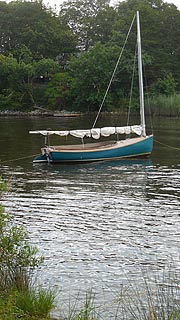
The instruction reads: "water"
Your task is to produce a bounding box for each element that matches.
[0,115,179,318]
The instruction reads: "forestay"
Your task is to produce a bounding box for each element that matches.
[29,125,142,140]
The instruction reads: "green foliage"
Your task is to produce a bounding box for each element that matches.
[0,208,44,295]
[45,72,73,110]
[0,288,55,319]
[15,287,55,318]
[146,93,180,116]
[1,0,180,112]
[68,43,126,111]
[0,54,60,109]
[151,74,177,96]
[59,0,115,51]
[67,41,152,112]
[114,0,180,90]
[0,177,7,192]
[0,178,43,298]
[33,59,59,78]
[0,294,16,320]
[0,1,76,60]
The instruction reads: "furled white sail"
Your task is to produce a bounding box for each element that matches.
[29,125,142,139]
[100,127,116,137]
[70,129,91,138]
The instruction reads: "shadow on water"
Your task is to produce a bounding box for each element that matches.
[32,158,153,174]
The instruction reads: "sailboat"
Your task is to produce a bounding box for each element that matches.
[30,11,153,164]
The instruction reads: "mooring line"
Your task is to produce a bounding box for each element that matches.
[0,139,179,164]
[154,139,180,151]
[0,154,39,164]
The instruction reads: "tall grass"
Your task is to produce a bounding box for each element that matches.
[146,94,180,117]
[15,287,55,318]
[59,290,98,320]
[59,268,180,320]
[116,268,180,320]
[0,287,55,320]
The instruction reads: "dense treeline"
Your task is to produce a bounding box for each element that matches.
[0,0,180,113]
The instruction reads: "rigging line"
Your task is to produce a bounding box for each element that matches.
[0,154,39,164]
[143,65,153,134]
[154,139,180,151]
[92,14,136,129]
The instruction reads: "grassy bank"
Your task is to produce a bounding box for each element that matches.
[0,274,180,320]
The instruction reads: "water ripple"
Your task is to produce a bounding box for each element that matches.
[1,161,180,317]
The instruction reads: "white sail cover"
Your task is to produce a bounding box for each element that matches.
[70,129,91,138]
[29,125,142,139]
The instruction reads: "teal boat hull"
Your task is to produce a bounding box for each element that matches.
[33,135,153,164]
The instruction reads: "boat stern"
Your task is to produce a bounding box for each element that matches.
[33,153,48,163]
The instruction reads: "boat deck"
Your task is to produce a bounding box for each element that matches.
[47,140,116,151]
[44,136,149,152]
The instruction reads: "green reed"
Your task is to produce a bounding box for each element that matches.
[58,267,180,320]
[146,94,180,117]
[117,268,180,320]
[59,290,98,320]
[14,287,55,318]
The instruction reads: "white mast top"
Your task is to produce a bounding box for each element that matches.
[137,11,146,137]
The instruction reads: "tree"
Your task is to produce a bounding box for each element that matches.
[1,0,180,112]
[0,1,77,61]
[113,0,180,90]
[68,42,137,111]
[59,0,115,50]
[0,54,60,109]
[150,73,177,96]
[45,72,74,110]
[89,5,118,45]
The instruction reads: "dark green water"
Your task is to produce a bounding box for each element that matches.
[0,115,179,318]
[0,114,179,166]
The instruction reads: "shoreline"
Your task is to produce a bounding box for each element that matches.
[0,110,128,117]
[0,110,179,118]
[0,110,82,117]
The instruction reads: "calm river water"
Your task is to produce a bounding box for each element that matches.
[0,115,179,318]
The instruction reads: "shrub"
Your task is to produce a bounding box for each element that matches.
[0,176,55,319]
[0,209,44,295]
